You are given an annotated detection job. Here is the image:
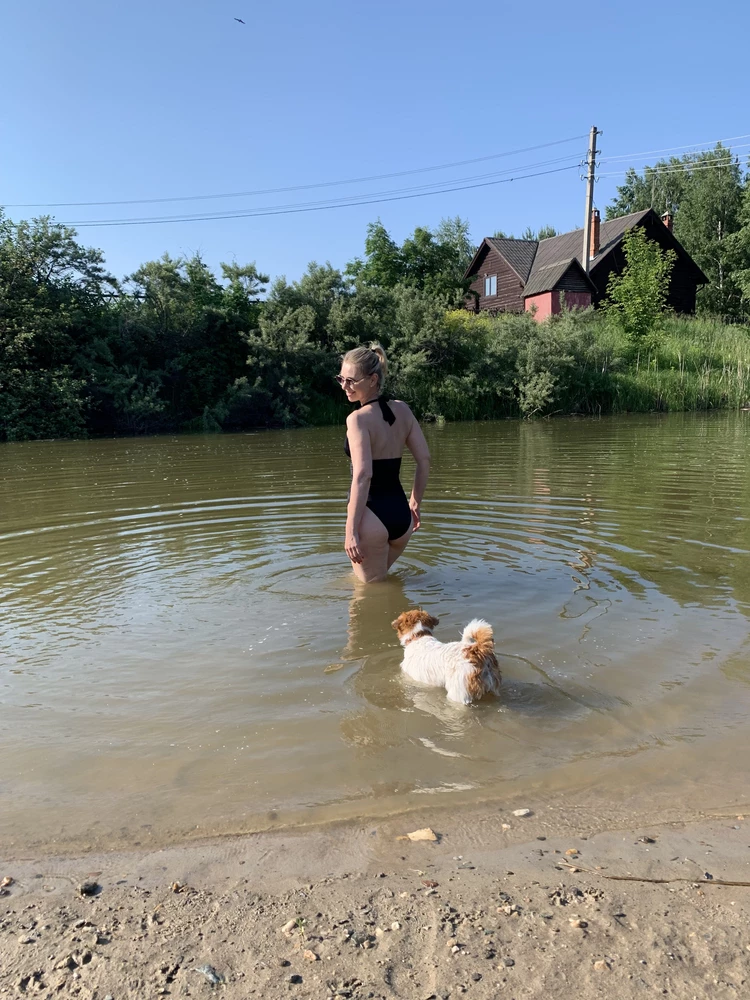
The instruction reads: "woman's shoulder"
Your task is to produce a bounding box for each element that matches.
[389,399,416,422]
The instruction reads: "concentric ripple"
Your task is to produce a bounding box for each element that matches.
[1,413,750,851]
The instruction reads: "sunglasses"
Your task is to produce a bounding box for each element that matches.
[334,375,368,388]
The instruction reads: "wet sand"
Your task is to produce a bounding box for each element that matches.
[3,795,750,999]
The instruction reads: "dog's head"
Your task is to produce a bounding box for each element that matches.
[391,609,440,639]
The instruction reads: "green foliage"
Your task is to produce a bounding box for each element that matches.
[2,206,750,443]
[493,225,558,241]
[348,216,475,303]
[606,144,749,318]
[606,228,677,348]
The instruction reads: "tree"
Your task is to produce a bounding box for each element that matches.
[493,225,557,240]
[0,212,116,439]
[348,217,475,303]
[674,149,744,315]
[606,144,747,316]
[605,228,676,348]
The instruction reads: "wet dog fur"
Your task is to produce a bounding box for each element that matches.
[391,609,501,705]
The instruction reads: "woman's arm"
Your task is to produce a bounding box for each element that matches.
[345,412,372,564]
[405,411,430,531]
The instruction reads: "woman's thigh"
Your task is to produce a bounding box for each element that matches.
[387,519,414,569]
[351,507,390,583]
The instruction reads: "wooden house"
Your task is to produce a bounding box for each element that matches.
[464,208,707,320]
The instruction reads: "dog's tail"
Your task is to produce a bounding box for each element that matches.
[461,619,494,657]
[461,619,502,698]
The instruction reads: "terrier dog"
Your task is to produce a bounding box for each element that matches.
[391,610,501,705]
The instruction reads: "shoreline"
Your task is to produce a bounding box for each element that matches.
[3,795,750,998]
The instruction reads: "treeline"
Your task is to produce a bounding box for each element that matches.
[0,143,749,442]
[607,143,750,318]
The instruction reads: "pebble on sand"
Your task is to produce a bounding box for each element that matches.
[400,828,438,842]
[512,809,532,818]
[281,918,297,935]
[303,949,319,962]
[77,880,100,897]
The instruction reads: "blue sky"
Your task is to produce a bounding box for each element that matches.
[3,0,748,285]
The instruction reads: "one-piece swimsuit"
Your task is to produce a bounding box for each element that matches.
[345,397,413,541]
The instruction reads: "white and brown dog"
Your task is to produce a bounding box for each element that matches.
[391,610,502,705]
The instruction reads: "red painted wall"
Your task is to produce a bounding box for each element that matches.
[524,292,554,320]
[524,290,591,322]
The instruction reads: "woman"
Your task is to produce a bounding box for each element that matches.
[338,344,430,583]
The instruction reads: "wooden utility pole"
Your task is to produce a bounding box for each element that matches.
[582,125,600,274]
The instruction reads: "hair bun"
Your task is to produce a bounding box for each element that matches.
[369,342,388,379]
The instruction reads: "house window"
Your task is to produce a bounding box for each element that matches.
[484,275,497,297]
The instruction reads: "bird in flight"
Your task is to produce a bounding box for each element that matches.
[234,17,245,23]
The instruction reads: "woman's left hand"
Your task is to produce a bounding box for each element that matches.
[345,525,363,564]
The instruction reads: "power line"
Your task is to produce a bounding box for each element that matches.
[598,157,745,180]
[65,154,582,225]
[64,163,582,228]
[598,133,750,164]
[6,134,588,209]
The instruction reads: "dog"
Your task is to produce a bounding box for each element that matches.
[391,609,501,705]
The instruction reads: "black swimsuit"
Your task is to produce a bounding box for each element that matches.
[345,397,413,541]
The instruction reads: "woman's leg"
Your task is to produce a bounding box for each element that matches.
[387,520,414,569]
[351,507,390,583]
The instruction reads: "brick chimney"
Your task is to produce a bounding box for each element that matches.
[661,211,673,232]
[590,209,600,259]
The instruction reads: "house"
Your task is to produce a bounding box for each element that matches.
[464,208,708,320]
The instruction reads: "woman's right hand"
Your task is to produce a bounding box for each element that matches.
[409,498,421,531]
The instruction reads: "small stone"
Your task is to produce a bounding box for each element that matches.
[446,938,458,948]
[471,973,482,982]
[501,823,511,831]
[404,828,438,842]
[500,957,515,967]
[422,879,439,888]
[512,809,532,818]
[593,959,610,971]
[289,973,303,984]
[391,922,401,931]
[281,918,297,934]
[276,958,290,967]
[375,928,385,939]
[536,836,546,841]
[451,945,460,954]
[18,934,35,945]
[193,964,224,986]
[303,949,319,962]
[1,876,13,888]
[565,849,579,856]
[569,918,588,929]
[637,836,656,844]
[78,880,100,897]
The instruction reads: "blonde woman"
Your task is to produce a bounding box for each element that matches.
[337,344,430,583]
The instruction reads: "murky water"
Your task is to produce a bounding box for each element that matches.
[2,413,750,851]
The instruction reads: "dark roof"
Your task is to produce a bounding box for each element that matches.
[522,258,596,297]
[486,237,537,281]
[532,209,652,273]
[465,207,708,293]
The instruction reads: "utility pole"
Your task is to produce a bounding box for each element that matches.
[582,125,601,274]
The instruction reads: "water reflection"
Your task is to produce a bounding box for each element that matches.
[1,413,750,849]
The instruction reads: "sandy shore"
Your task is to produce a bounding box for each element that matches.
[3,800,750,1000]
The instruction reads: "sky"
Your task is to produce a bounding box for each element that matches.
[3,0,749,286]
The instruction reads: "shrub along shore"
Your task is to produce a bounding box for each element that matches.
[1,212,749,442]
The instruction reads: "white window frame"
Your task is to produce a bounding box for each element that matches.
[484,274,497,297]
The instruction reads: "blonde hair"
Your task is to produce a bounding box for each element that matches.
[342,343,388,390]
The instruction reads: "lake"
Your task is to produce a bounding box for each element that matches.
[2,412,750,852]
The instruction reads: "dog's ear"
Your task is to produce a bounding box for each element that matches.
[424,614,440,630]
